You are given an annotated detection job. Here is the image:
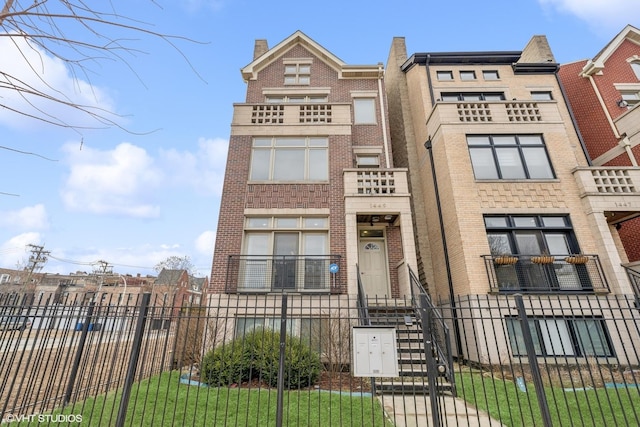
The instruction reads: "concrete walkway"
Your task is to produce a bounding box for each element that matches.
[379,395,505,427]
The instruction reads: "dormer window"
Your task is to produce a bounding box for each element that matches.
[284,61,311,85]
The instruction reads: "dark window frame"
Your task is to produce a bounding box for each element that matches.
[441,92,505,101]
[460,70,477,80]
[482,70,500,80]
[484,214,579,255]
[505,316,614,357]
[467,134,556,180]
[436,70,454,81]
[531,91,553,100]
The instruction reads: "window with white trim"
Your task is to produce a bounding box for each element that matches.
[250,137,328,182]
[242,216,329,291]
[284,63,311,85]
[356,154,380,168]
[266,95,327,103]
[620,91,640,108]
[631,61,640,80]
[0,274,10,284]
[353,98,376,124]
[506,317,613,357]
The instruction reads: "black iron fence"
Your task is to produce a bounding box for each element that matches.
[483,254,609,293]
[225,255,343,293]
[2,289,640,426]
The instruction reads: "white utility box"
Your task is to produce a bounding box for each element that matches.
[352,326,399,377]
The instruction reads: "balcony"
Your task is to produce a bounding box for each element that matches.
[232,103,352,126]
[427,100,563,127]
[482,254,609,293]
[572,167,640,223]
[225,255,342,294]
[343,169,409,196]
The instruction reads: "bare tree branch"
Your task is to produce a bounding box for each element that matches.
[0,0,204,132]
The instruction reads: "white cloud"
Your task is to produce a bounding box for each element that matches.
[0,35,116,130]
[0,233,43,268]
[538,0,640,31]
[195,230,216,255]
[61,142,163,218]
[159,137,228,195]
[0,204,49,230]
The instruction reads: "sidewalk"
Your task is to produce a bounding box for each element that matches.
[379,395,505,427]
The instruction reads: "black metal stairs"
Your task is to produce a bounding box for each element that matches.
[367,302,453,395]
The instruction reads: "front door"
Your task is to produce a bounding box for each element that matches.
[358,238,390,297]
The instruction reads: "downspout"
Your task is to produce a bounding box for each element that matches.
[378,64,391,168]
[425,54,436,105]
[424,55,462,356]
[425,137,462,356]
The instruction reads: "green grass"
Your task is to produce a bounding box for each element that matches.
[28,372,391,426]
[456,372,640,427]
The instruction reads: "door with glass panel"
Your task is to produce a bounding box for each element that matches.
[273,233,298,289]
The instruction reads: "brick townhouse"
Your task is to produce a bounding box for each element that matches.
[559,24,640,264]
[209,30,417,305]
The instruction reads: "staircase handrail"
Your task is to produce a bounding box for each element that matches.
[408,265,455,389]
[355,264,371,326]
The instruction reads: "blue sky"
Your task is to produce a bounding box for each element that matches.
[0,0,638,277]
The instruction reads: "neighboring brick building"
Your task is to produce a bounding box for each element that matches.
[385,34,640,359]
[209,31,417,301]
[558,24,640,262]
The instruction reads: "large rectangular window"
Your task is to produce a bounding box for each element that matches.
[468,134,555,180]
[505,317,613,357]
[242,216,330,291]
[354,98,376,124]
[250,137,328,182]
[485,215,591,291]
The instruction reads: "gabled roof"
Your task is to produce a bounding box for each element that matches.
[155,269,187,285]
[581,25,640,76]
[241,30,383,81]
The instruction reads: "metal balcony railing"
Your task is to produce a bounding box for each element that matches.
[225,255,342,293]
[623,265,640,303]
[482,254,609,293]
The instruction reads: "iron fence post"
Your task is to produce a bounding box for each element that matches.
[420,294,441,427]
[63,301,96,406]
[116,292,151,427]
[276,293,288,427]
[514,294,553,427]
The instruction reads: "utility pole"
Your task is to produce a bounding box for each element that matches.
[24,244,50,290]
[92,260,113,299]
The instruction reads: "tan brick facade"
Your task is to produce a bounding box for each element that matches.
[386,35,638,299]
